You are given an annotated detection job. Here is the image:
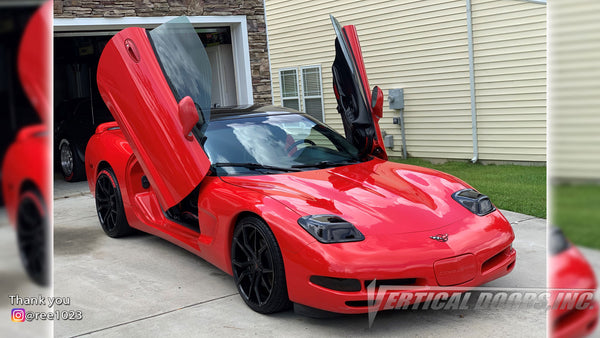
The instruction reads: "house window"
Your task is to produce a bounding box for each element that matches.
[279,69,300,110]
[301,66,324,121]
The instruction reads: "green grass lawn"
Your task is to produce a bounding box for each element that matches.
[392,158,547,219]
[552,185,600,249]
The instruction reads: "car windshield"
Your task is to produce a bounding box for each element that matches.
[204,113,362,175]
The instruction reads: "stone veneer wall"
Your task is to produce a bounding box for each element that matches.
[54,0,272,104]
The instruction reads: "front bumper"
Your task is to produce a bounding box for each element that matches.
[552,300,599,338]
[283,211,516,314]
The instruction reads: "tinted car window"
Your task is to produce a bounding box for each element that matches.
[149,16,211,132]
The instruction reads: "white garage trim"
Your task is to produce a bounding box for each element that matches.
[54,16,253,105]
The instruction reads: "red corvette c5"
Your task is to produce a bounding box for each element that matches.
[1,1,51,286]
[85,16,516,314]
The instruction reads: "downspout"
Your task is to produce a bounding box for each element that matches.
[466,0,479,163]
[263,0,275,105]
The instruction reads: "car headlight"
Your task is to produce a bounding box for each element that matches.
[549,226,571,255]
[452,189,496,216]
[297,215,365,243]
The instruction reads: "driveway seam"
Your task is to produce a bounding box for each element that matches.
[510,216,541,226]
[70,293,238,337]
[54,193,91,200]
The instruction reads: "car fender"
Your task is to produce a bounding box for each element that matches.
[85,123,133,198]
[195,178,315,275]
[1,125,49,225]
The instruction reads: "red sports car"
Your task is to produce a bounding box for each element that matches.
[85,16,516,314]
[1,1,51,286]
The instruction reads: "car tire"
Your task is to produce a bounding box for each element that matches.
[59,138,85,182]
[16,188,48,286]
[95,167,133,238]
[231,216,291,314]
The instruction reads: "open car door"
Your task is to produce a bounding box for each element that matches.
[330,15,387,160]
[97,17,212,209]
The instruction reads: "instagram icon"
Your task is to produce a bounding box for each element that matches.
[11,308,25,322]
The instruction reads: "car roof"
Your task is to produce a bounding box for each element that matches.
[209,104,303,121]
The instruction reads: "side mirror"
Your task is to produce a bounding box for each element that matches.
[371,86,384,120]
[178,96,199,141]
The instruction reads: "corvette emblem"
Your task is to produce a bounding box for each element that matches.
[430,234,449,242]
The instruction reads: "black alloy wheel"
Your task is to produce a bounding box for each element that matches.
[231,216,290,314]
[95,168,132,237]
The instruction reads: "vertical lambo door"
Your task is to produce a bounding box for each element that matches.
[330,15,387,160]
[96,17,212,209]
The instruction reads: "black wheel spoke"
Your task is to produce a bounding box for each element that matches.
[104,181,112,196]
[109,212,116,227]
[257,241,267,256]
[254,274,263,304]
[260,275,269,290]
[252,228,258,256]
[241,227,256,260]
[232,259,251,268]
[97,180,107,195]
[238,269,250,284]
[233,237,251,258]
[102,208,110,224]
[247,271,256,299]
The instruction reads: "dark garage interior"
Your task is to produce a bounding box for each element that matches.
[53,26,237,181]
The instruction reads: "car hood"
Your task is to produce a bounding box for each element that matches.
[220,159,476,236]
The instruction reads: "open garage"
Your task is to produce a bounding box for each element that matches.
[53,15,255,181]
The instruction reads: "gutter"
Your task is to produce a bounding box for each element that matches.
[466,0,479,163]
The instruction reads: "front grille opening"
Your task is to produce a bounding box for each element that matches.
[346,300,370,308]
[555,309,586,330]
[482,246,511,274]
[506,261,515,271]
[365,278,417,289]
[309,276,361,292]
[588,317,598,332]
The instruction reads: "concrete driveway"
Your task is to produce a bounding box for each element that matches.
[51,178,558,338]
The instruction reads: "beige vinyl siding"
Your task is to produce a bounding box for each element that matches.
[267,0,472,159]
[266,0,547,162]
[472,0,546,162]
[550,0,600,180]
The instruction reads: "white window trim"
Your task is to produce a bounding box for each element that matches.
[278,67,300,110]
[300,65,325,122]
[53,16,253,105]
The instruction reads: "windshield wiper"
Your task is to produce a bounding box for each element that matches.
[292,159,359,169]
[213,162,301,172]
